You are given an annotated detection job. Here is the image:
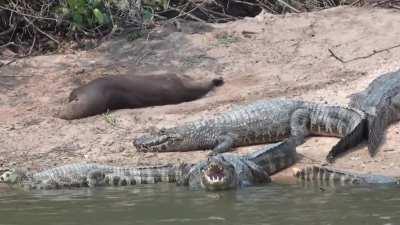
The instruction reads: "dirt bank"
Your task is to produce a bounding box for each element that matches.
[1,6,400,181]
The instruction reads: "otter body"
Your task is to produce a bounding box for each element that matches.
[57,74,223,120]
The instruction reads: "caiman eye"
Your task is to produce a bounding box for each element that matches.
[160,128,166,134]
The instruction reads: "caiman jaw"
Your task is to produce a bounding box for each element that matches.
[200,158,237,191]
[204,163,226,185]
[133,134,170,152]
[134,131,185,152]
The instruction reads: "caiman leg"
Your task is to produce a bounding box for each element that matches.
[290,108,367,163]
[210,133,236,155]
[367,93,400,156]
[326,119,366,162]
[210,108,312,155]
[209,106,363,160]
[289,108,311,146]
[87,169,107,187]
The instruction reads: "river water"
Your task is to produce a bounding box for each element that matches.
[0,183,399,225]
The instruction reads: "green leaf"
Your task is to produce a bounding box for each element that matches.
[143,7,153,22]
[93,0,104,7]
[72,13,83,25]
[93,8,105,24]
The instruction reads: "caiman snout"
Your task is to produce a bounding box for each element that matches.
[200,156,237,191]
[133,134,169,152]
[133,130,185,152]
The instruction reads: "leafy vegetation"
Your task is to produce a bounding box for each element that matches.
[59,0,112,31]
[0,0,371,56]
[103,110,117,127]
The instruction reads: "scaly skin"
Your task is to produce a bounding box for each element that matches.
[134,99,366,162]
[293,165,399,186]
[349,70,400,156]
[1,141,296,191]
[181,141,296,191]
[0,164,177,190]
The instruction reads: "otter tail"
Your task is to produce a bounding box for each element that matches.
[212,77,224,87]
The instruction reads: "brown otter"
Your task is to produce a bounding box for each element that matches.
[56,74,224,120]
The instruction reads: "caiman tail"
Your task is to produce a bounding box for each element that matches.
[305,105,367,163]
[105,165,180,185]
[293,165,399,186]
[367,90,400,157]
[29,164,181,189]
[349,71,400,157]
[246,141,297,176]
[292,165,364,186]
[326,116,367,162]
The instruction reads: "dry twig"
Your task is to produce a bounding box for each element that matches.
[22,16,59,45]
[329,43,400,63]
[0,5,57,21]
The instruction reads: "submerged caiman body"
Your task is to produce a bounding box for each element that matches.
[349,70,400,156]
[293,165,399,186]
[0,163,177,190]
[134,99,366,162]
[1,141,296,191]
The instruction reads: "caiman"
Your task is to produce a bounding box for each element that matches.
[0,164,177,190]
[134,99,367,162]
[1,141,296,191]
[293,165,400,186]
[349,69,400,156]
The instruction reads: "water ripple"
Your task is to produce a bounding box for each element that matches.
[0,183,399,225]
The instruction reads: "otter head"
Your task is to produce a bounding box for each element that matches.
[0,169,27,184]
[200,155,238,191]
[133,128,188,152]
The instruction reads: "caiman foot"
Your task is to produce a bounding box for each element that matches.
[207,151,217,156]
[325,153,336,164]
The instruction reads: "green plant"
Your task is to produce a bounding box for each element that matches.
[216,33,239,46]
[60,0,112,31]
[127,30,144,41]
[103,110,117,126]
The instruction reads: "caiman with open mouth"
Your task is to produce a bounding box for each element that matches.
[1,141,296,191]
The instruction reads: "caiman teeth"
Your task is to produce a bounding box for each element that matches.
[208,164,223,172]
[205,174,225,183]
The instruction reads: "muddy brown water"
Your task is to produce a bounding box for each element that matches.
[0,183,399,225]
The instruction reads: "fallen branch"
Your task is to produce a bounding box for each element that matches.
[0,5,57,21]
[328,43,400,63]
[328,48,345,63]
[23,16,59,45]
[0,59,17,68]
[0,75,34,77]
[0,26,14,36]
[275,0,301,12]
[390,4,400,9]
[27,32,37,55]
[371,0,400,6]
[0,42,17,49]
